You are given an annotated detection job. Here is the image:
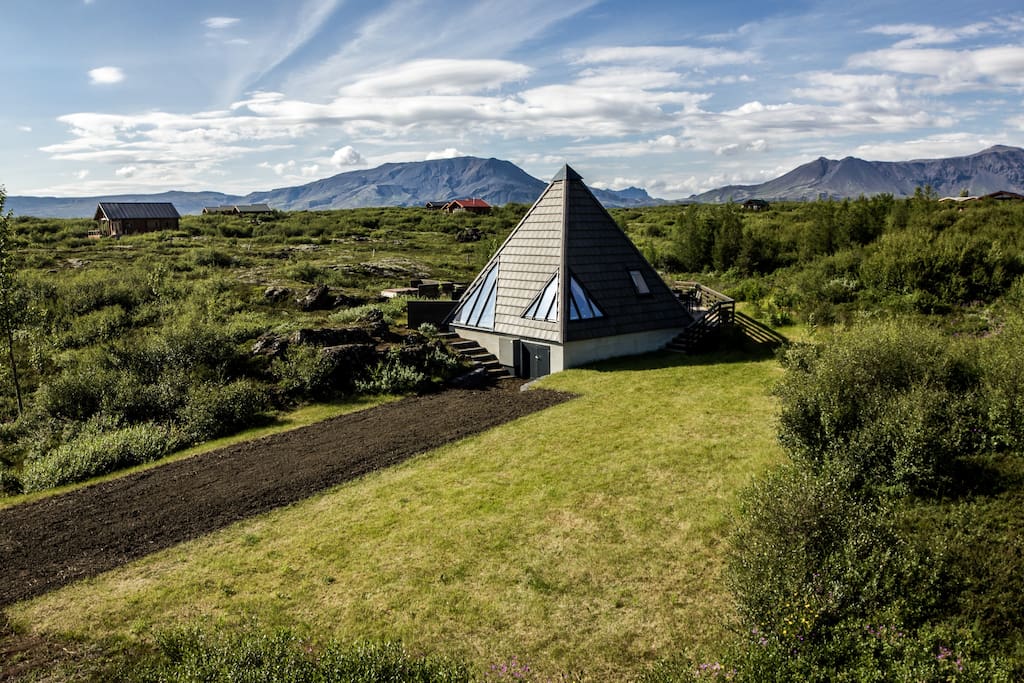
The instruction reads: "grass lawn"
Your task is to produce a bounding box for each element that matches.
[7,348,784,680]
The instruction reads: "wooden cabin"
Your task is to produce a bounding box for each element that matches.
[93,202,180,237]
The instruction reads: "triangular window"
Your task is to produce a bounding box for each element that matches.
[522,272,603,321]
[522,274,559,322]
[453,262,498,328]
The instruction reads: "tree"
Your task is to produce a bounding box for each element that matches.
[0,187,22,415]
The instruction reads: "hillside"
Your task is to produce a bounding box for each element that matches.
[6,157,662,218]
[690,144,1024,202]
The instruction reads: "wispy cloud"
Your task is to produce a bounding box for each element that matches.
[203,16,240,30]
[340,59,532,96]
[88,66,124,84]
[575,45,757,68]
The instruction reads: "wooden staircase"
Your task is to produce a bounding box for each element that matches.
[666,282,736,354]
[438,332,510,381]
[666,282,787,354]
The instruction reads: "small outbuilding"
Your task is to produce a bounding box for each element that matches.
[443,198,491,214]
[93,202,180,237]
[742,198,770,211]
[202,204,273,215]
[448,165,692,379]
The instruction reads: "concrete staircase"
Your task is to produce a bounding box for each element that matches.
[438,332,510,381]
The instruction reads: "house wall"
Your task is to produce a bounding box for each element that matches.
[453,325,681,377]
[562,328,683,369]
[103,218,179,237]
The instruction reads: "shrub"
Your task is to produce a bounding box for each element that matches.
[0,463,22,496]
[356,348,428,395]
[34,367,112,421]
[177,379,270,443]
[21,422,179,491]
[979,317,1024,451]
[774,321,984,495]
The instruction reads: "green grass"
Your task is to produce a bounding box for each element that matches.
[8,350,784,680]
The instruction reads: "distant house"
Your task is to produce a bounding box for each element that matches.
[202,204,273,215]
[424,201,448,210]
[443,198,491,214]
[93,202,180,237]
[236,203,273,215]
[742,198,770,211]
[984,191,1024,202]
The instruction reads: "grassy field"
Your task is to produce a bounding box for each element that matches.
[7,348,783,680]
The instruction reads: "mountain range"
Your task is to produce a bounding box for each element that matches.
[7,146,1024,218]
[689,145,1024,202]
[6,157,661,218]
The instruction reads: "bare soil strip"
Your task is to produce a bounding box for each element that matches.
[0,385,571,609]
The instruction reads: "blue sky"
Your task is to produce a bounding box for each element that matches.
[2,0,1023,199]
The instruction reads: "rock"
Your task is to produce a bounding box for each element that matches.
[296,284,333,311]
[252,333,289,357]
[456,227,482,242]
[264,286,292,302]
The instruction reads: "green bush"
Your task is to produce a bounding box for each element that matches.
[177,379,270,443]
[357,356,428,395]
[0,463,22,495]
[128,626,472,683]
[979,317,1024,451]
[774,321,984,495]
[21,422,179,491]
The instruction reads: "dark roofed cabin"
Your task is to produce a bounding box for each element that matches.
[742,198,770,211]
[93,202,180,237]
[236,203,273,214]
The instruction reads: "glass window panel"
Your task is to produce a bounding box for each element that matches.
[629,270,650,294]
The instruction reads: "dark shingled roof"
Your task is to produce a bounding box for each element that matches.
[452,164,690,343]
[94,202,180,221]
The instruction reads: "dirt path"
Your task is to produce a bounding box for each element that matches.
[0,385,571,609]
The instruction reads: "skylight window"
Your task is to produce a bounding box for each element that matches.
[522,272,603,321]
[454,262,498,328]
[629,269,650,295]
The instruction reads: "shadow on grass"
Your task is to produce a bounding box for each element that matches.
[585,325,785,374]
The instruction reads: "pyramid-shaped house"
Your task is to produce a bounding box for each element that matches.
[449,165,693,378]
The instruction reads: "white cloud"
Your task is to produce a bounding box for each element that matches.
[425,148,463,160]
[848,46,1024,93]
[75,170,90,179]
[88,66,124,85]
[301,164,320,177]
[330,145,364,166]
[115,165,137,177]
[576,45,757,68]
[17,125,32,133]
[203,17,240,30]
[259,160,296,176]
[866,22,992,49]
[340,59,532,97]
[286,0,597,99]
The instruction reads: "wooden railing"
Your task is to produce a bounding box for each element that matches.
[674,281,735,323]
[668,282,787,353]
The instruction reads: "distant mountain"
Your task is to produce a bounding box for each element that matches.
[689,145,1024,202]
[6,191,245,220]
[7,157,663,218]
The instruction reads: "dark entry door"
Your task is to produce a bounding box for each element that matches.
[519,342,551,379]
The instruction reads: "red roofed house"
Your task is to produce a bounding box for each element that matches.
[443,198,491,214]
